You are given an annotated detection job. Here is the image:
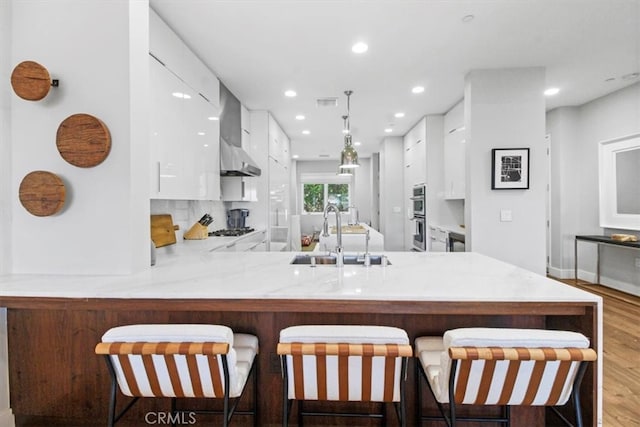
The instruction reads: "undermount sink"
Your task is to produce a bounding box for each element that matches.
[290,254,390,266]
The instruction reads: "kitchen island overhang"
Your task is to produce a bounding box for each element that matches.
[0,251,602,426]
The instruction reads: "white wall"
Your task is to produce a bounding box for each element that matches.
[546,107,582,278]
[465,68,547,275]
[547,82,640,295]
[379,137,405,250]
[370,153,380,230]
[353,157,372,225]
[9,0,150,275]
[0,0,13,422]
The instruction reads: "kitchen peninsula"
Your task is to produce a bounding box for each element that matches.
[0,251,601,426]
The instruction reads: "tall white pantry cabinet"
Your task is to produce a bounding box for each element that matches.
[149,9,221,201]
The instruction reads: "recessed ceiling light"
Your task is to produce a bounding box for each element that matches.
[197,132,205,136]
[203,144,209,147]
[292,154,299,159]
[302,130,310,135]
[352,42,369,54]
[411,86,425,94]
[394,112,405,118]
[544,87,560,96]
[462,14,475,23]
[208,116,219,121]
[354,141,362,146]
[384,128,393,133]
[295,114,305,120]
[284,90,297,97]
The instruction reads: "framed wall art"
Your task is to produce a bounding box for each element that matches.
[491,148,530,190]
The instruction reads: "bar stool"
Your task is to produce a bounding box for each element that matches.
[415,327,597,427]
[277,324,412,426]
[95,324,258,427]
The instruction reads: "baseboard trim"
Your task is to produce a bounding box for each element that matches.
[547,265,596,282]
[547,266,573,280]
[600,277,640,298]
[550,264,640,298]
[0,408,15,427]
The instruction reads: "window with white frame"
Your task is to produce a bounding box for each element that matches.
[301,174,351,213]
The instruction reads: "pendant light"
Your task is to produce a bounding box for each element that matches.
[339,90,359,169]
[337,114,354,175]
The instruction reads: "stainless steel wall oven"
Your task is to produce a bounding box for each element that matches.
[411,184,427,251]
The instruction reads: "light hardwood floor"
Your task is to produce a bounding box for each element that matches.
[560,279,640,426]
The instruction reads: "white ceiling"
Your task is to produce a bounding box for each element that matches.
[150,0,640,161]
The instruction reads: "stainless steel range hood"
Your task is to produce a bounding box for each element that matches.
[219,82,261,177]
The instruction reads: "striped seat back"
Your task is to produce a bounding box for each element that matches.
[277,342,413,402]
[448,346,597,406]
[95,341,236,398]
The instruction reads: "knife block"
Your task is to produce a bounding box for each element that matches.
[183,222,209,240]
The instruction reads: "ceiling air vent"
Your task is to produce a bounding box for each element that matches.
[316,97,338,108]
[319,154,331,158]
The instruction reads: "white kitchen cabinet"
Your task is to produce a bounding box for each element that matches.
[209,230,267,252]
[230,230,267,252]
[268,114,290,165]
[221,176,257,201]
[267,114,291,251]
[403,118,427,250]
[269,156,290,251]
[429,225,448,252]
[150,56,220,200]
[444,101,466,200]
[150,8,219,108]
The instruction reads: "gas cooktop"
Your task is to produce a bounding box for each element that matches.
[208,227,255,237]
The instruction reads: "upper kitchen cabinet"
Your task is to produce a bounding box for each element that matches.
[403,118,427,187]
[149,9,219,106]
[443,101,465,200]
[149,57,221,200]
[149,9,221,200]
[268,114,290,166]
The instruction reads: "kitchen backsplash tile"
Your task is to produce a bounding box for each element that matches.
[151,199,228,241]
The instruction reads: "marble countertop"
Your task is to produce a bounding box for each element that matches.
[0,247,600,304]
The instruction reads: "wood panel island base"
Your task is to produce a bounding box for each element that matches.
[0,252,602,426]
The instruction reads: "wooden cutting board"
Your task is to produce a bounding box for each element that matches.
[150,214,178,248]
[56,113,111,168]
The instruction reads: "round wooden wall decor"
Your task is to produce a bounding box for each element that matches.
[18,171,66,217]
[11,61,52,101]
[56,113,111,167]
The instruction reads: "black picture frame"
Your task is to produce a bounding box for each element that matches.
[491,148,530,190]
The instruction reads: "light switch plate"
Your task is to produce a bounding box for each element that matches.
[500,209,513,222]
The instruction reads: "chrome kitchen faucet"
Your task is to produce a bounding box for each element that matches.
[322,203,344,267]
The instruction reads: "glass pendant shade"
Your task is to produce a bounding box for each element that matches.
[338,90,359,169]
[339,134,360,169]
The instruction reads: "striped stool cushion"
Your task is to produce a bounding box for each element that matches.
[416,328,595,406]
[278,325,412,402]
[96,324,258,399]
